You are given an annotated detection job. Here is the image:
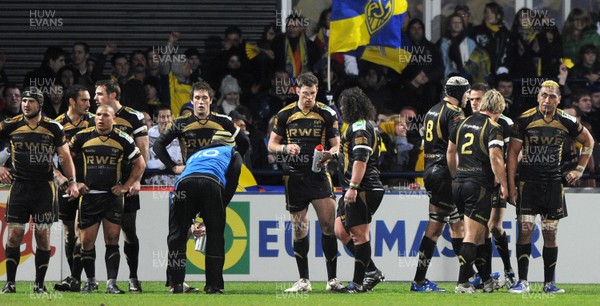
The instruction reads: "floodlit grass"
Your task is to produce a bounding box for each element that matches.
[1,281,599,305]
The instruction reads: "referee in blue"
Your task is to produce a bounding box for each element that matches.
[166,131,242,294]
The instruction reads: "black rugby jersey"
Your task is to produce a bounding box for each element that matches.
[55,112,95,180]
[423,101,465,169]
[70,127,141,191]
[339,120,383,190]
[451,113,504,187]
[0,115,67,181]
[273,101,339,173]
[498,114,513,156]
[511,107,582,181]
[156,112,240,168]
[114,106,147,138]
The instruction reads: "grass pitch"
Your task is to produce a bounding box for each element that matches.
[2,281,600,305]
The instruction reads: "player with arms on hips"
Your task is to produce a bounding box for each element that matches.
[268,72,342,292]
[507,80,594,294]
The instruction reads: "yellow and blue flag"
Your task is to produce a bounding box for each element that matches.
[329,0,410,73]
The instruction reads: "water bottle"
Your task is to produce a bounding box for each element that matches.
[194,223,206,253]
[311,144,324,173]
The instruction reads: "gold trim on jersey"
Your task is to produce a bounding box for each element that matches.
[82,137,124,151]
[280,102,297,112]
[287,111,325,124]
[343,141,351,174]
[446,103,461,112]
[526,119,569,133]
[9,125,54,137]
[114,117,133,129]
[182,120,225,133]
[520,108,537,118]
[479,119,489,156]
[436,104,445,142]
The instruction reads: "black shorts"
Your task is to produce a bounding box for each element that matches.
[517,181,567,220]
[123,194,140,213]
[491,185,507,209]
[283,171,335,213]
[337,189,384,229]
[423,164,455,211]
[78,193,124,229]
[5,180,57,224]
[58,194,79,222]
[453,181,492,226]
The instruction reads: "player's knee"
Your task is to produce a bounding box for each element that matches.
[490,224,503,238]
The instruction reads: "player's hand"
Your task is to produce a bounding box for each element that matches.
[566,169,583,185]
[191,223,206,238]
[508,186,517,206]
[111,184,129,197]
[128,181,141,196]
[344,189,357,204]
[0,166,13,184]
[285,144,300,156]
[499,184,509,202]
[318,151,333,168]
[172,165,185,174]
[65,183,80,200]
[77,182,89,196]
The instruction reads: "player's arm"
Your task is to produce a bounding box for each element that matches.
[447,140,458,179]
[268,132,289,154]
[567,127,595,185]
[125,155,146,195]
[56,144,80,199]
[507,138,522,205]
[320,136,340,166]
[344,131,373,203]
[490,146,508,201]
[233,126,250,157]
[135,135,149,163]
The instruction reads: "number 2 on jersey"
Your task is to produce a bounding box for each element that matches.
[461,133,474,154]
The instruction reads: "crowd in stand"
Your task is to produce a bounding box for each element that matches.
[0,3,599,186]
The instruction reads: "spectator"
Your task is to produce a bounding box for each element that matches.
[158,32,193,117]
[0,52,8,99]
[562,8,600,65]
[146,106,182,186]
[536,16,563,78]
[400,106,423,174]
[1,85,21,120]
[42,83,67,119]
[69,42,95,91]
[390,65,439,115]
[57,66,78,89]
[572,90,597,139]
[23,46,66,96]
[311,7,358,77]
[358,63,394,113]
[588,84,600,138]
[185,48,204,83]
[214,75,245,117]
[454,5,473,36]
[251,23,279,89]
[120,50,149,114]
[495,73,522,117]
[438,13,476,78]
[568,44,600,91]
[406,18,444,84]
[249,70,290,134]
[273,13,320,78]
[470,2,510,79]
[144,76,162,116]
[562,106,596,187]
[506,8,539,78]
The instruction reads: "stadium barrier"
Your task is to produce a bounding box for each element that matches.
[1,188,599,283]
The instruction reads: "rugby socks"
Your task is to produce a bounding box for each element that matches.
[353,242,371,284]
[64,231,76,272]
[493,231,513,271]
[71,244,83,281]
[321,234,338,280]
[413,236,436,283]
[475,244,491,282]
[5,246,20,283]
[452,237,473,277]
[516,243,531,281]
[293,237,310,279]
[543,247,558,283]
[81,248,96,281]
[458,242,476,283]
[345,240,379,272]
[34,248,51,287]
[124,240,139,279]
[484,238,493,279]
[105,245,120,280]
